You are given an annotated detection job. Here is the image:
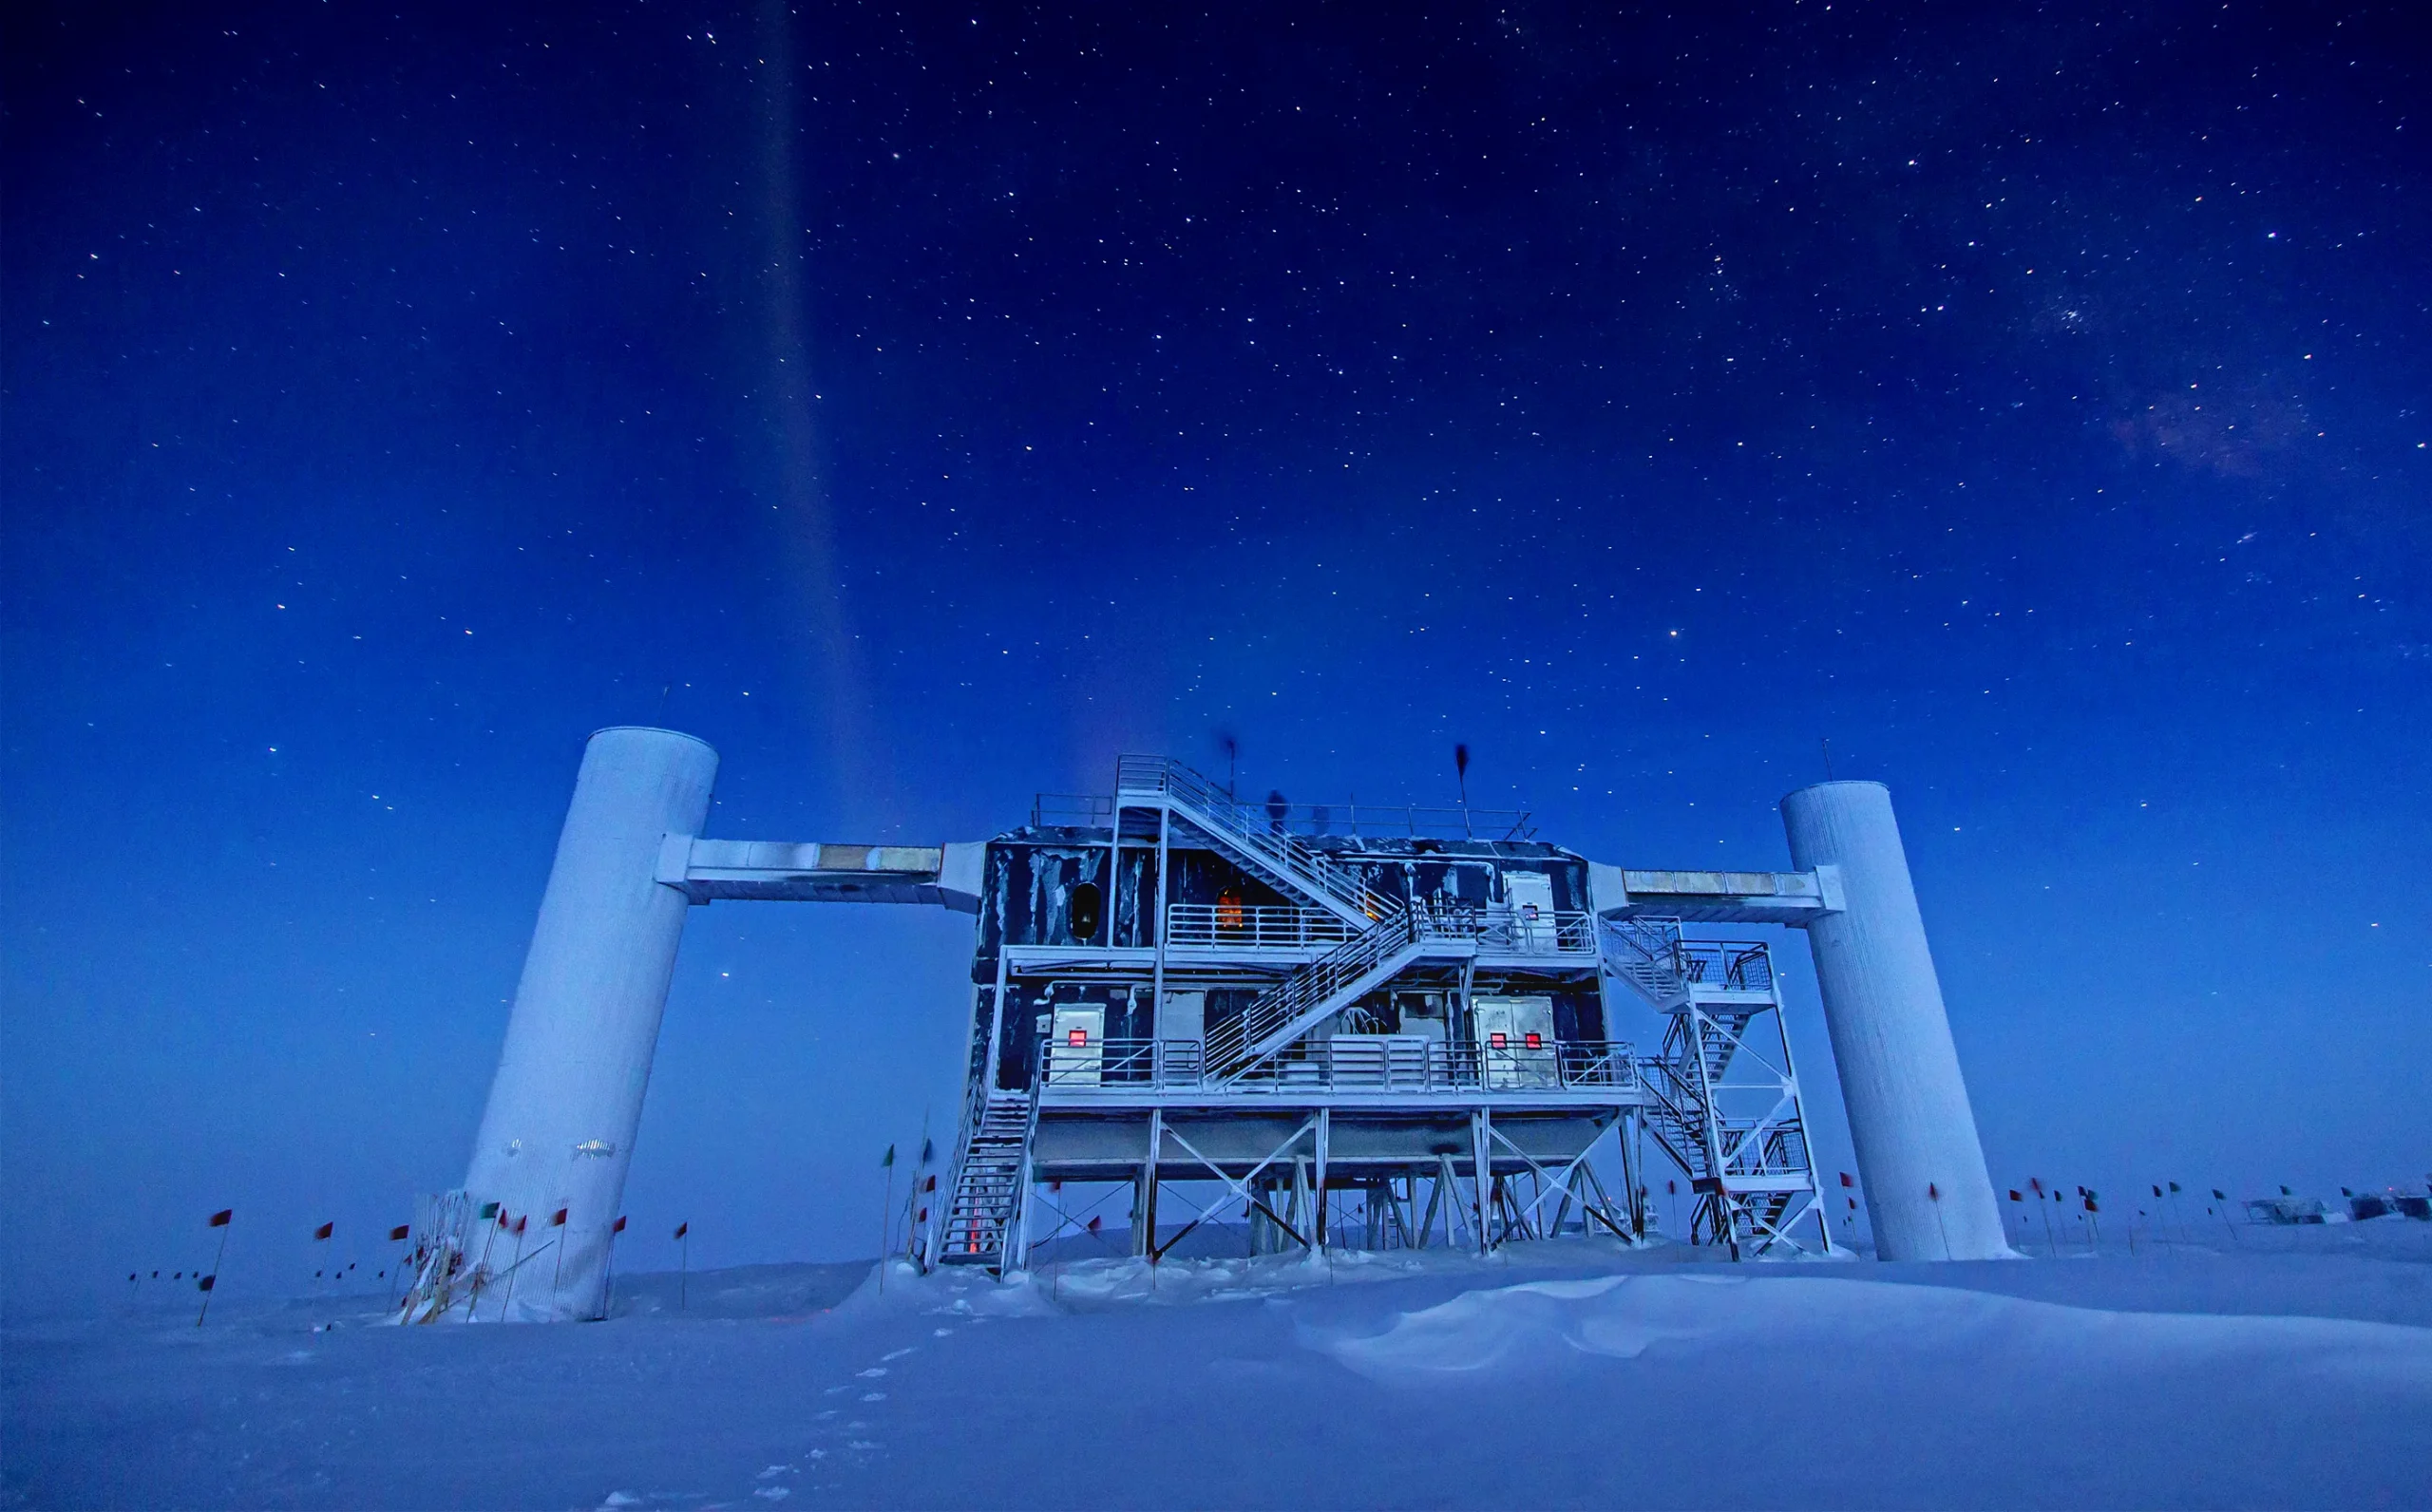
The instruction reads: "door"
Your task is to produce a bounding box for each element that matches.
[1503,871,1555,951]
[1048,1005,1105,1087]
[1473,995,1558,1088]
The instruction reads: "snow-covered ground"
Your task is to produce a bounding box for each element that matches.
[8,1223,2429,1509]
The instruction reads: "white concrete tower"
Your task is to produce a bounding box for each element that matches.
[462,727,718,1317]
[1780,781,2009,1261]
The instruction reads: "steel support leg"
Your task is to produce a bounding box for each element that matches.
[1472,1108,1493,1256]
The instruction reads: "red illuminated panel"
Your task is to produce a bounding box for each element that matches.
[1525,1032,1543,1049]
[1490,1031,1508,1049]
[1068,1029,1088,1047]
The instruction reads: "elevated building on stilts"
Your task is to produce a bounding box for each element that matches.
[412,731,2009,1321]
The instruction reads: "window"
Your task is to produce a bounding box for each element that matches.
[1068,882,1103,942]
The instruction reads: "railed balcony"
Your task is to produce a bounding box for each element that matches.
[1162,902,1599,961]
[1035,1034,1638,1102]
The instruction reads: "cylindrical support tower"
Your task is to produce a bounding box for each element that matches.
[461,728,717,1318]
[1780,781,2009,1261]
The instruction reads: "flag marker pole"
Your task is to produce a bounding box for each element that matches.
[878,1143,897,1293]
[499,1218,527,1322]
[385,1226,411,1311]
[196,1210,234,1328]
[547,1208,569,1318]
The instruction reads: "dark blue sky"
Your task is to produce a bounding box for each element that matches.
[5,1,2424,1310]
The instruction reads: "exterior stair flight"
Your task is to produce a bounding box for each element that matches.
[936,1092,1036,1270]
[1202,906,1476,1083]
[1598,917,1828,1257]
[1115,756,1395,926]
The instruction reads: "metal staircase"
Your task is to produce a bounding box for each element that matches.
[1114,756,1395,925]
[935,1091,1036,1271]
[1118,755,1454,1085]
[1600,918,1829,1257]
[1202,908,1476,1083]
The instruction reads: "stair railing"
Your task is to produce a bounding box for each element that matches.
[925,1068,998,1270]
[1115,756,1397,921]
[1202,910,1418,1074]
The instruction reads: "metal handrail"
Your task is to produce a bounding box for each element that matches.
[1113,756,1399,922]
[1038,1036,1638,1095]
[1467,906,1598,955]
[1164,904,1359,951]
[1166,902,1595,956]
[1201,909,1423,1074]
[1601,918,1775,1001]
[1115,765,1536,842]
[1030,792,1115,827]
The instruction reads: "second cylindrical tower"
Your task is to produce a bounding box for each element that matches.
[460,727,718,1317]
[1781,781,2008,1261]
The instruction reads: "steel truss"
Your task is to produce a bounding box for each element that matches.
[928,758,1830,1280]
[979,1100,1640,1272]
[1603,918,1833,1257]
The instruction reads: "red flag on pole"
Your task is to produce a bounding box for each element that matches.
[1839,1172,1854,1188]
[550,1208,568,1227]
[208,1209,233,1227]
[389,1224,410,1242]
[314,1222,333,1241]
[512,1215,527,1235]
[674,1221,689,1240]
[1928,1182,1941,1201]
[197,1275,217,1292]
[2009,1190,2024,1201]
[613,1216,627,1234]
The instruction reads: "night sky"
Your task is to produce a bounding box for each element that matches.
[5,2,2425,1310]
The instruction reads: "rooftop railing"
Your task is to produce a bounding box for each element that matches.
[1034,767,1537,843]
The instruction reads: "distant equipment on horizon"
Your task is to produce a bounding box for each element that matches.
[402,728,2013,1322]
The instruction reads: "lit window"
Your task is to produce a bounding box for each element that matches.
[1067,1029,1087,1047]
[1524,1032,1543,1049]
[1490,1032,1508,1049]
